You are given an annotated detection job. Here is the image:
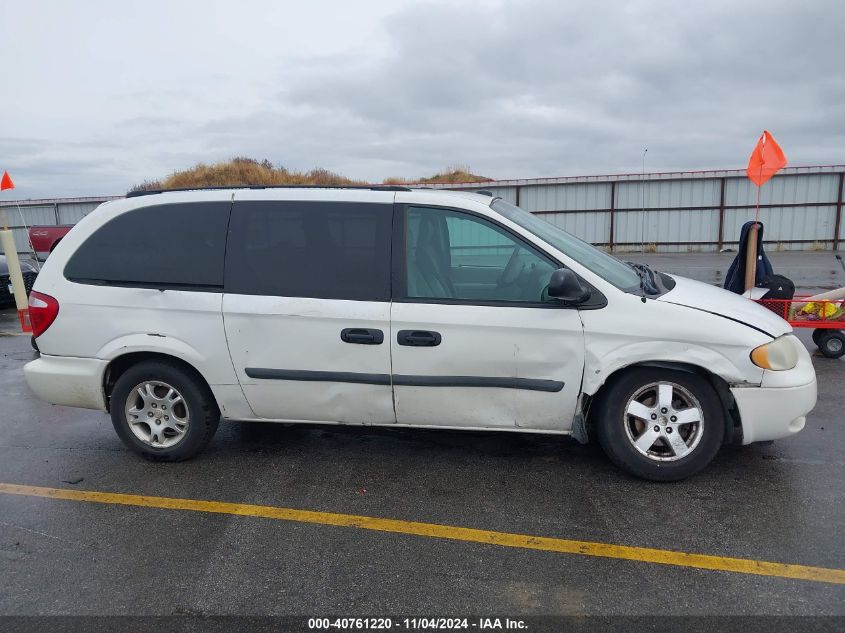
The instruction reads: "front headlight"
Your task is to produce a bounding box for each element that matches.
[751,335,799,371]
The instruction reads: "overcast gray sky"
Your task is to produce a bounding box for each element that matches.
[1,0,843,198]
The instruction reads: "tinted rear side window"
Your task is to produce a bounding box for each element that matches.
[225,201,392,301]
[64,202,230,289]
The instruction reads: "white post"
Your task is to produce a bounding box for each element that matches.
[0,210,31,331]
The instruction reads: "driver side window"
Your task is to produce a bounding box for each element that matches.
[405,206,558,303]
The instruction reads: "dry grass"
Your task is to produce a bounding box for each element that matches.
[130,159,489,192]
[130,157,364,192]
[384,164,490,185]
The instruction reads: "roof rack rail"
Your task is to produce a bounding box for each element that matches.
[125,184,412,198]
[475,189,494,196]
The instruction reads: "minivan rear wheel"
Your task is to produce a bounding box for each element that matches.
[594,368,724,481]
[110,360,220,461]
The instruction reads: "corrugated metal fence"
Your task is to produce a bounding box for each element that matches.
[0,197,119,255]
[437,165,845,253]
[1,165,843,255]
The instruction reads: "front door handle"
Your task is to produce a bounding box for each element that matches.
[340,328,384,345]
[397,330,442,347]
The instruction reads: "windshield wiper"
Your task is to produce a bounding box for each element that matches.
[626,262,661,295]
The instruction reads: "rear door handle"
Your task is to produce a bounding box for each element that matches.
[397,330,442,347]
[340,328,384,345]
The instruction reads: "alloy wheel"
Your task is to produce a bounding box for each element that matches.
[623,381,704,462]
[125,380,190,448]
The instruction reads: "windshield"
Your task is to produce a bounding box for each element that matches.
[491,199,641,290]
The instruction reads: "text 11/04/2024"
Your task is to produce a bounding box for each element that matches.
[307,617,527,630]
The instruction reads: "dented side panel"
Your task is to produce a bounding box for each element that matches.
[579,291,769,396]
[390,302,585,430]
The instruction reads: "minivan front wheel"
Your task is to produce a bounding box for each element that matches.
[594,368,724,481]
[110,360,220,461]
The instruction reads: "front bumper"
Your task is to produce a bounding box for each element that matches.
[731,335,818,444]
[24,354,108,411]
[731,379,817,444]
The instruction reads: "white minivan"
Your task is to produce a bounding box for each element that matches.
[24,187,817,480]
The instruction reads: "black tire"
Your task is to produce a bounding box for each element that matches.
[811,329,824,346]
[817,330,845,359]
[109,359,220,461]
[594,368,724,481]
[31,336,39,352]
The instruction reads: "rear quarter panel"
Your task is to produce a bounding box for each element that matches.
[30,193,242,399]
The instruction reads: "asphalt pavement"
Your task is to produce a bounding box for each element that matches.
[0,252,843,622]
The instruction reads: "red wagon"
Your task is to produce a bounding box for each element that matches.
[753,296,845,359]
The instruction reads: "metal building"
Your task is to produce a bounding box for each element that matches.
[1,164,843,255]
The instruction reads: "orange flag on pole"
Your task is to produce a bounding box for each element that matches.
[746,131,787,186]
[0,171,13,191]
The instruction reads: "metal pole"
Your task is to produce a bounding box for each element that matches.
[717,177,726,251]
[639,149,647,253]
[833,172,843,251]
[608,181,616,251]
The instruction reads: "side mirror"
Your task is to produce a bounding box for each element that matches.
[547,268,591,304]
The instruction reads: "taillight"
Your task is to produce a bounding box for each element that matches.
[28,291,60,338]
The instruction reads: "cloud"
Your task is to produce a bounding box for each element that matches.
[272,0,845,176]
[1,0,843,198]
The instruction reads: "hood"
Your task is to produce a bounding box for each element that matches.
[656,274,790,338]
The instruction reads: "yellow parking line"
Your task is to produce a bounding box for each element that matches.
[1,482,843,585]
